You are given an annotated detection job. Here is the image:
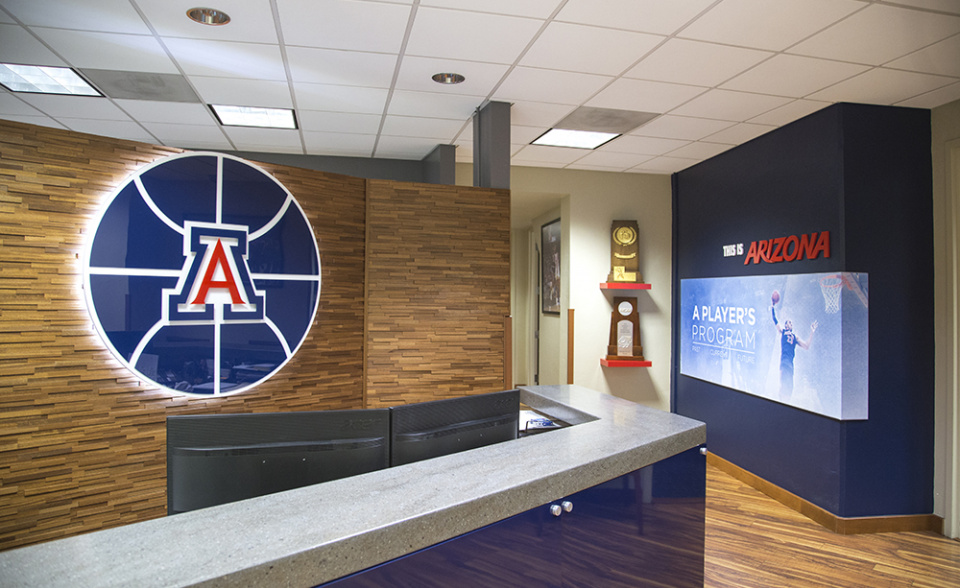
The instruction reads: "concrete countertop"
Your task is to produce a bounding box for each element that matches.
[0,385,706,587]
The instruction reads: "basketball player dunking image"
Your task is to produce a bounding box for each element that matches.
[771,292,817,399]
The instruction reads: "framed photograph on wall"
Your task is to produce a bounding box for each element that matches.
[541,219,561,314]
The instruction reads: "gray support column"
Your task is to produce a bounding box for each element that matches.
[473,101,510,189]
[422,144,456,185]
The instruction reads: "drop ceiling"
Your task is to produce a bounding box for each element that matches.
[1,0,958,174]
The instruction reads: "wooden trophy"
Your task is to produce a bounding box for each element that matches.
[607,220,642,283]
[607,297,644,361]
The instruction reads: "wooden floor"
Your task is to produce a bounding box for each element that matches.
[705,465,960,587]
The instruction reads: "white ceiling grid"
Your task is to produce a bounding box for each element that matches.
[0,0,957,174]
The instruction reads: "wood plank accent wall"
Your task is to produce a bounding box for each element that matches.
[0,120,368,550]
[364,180,511,408]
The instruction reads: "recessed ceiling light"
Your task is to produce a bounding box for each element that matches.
[432,73,465,85]
[187,7,231,25]
[0,63,101,96]
[210,104,297,129]
[532,128,619,150]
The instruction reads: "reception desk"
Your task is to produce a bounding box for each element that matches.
[0,385,706,587]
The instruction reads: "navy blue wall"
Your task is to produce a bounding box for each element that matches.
[671,103,933,517]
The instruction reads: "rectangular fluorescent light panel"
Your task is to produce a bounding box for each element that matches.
[210,104,297,129]
[0,63,101,96]
[532,128,619,149]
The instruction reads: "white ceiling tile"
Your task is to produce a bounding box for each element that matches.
[703,122,775,144]
[633,115,735,141]
[587,79,707,113]
[513,160,568,169]
[405,7,543,64]
[298,110,382,134]
[0,92,44,116]
[0,24,67,66]
[394,56,510,96]
[113,100,215,124]
[807,67,956,105]
[223,126,304,151]
[1,0,152,34]
[236,144,305,154]
[303,131,376,156]
[747,99,831,126]
[286,47,397,87]
[670,89,793,121]
[789,4,960,65]
[31,28,178,73]
[190,77,293,108]
[721,55,870,98]
[887,34,960,77]
[164,38,287,80]
[293,83,388,113]
[141,121,232,146]
[387,90,482,119]
[139,0,279,44]
[680,0,867,51]
[494,67,613,105]
[420,0,561,18]
[520,22,664,76]
[0,114,66,129]
[603,134,691,156]
[896,80,960,108]
[625,39,772,87]
[381,115,466,140]
[508,101,576,127]
[571,150,655,170]
[0,11,14,23]
[511,125,550,145]
[885,0,960,14]
[59,118,156,142]
[512,144,591,165]
[556,0,716,35]
[631,156,700,173]
[666,141,733,159]
[15,94,131,119]
[567,162,634,172]
[374,135,442,159]
[278,0,410,51]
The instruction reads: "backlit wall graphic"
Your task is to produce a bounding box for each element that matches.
[84,153,321,396]
[680,272,868,420]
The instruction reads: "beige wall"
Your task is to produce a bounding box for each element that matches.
[479,165,673,410]
[932,98,960,536]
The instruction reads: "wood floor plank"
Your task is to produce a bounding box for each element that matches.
[705,465,960,588]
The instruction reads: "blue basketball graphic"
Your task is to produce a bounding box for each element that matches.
[84,153,321,396]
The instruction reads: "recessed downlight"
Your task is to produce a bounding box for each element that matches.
[187,7,231,25]
[431,73,465,85]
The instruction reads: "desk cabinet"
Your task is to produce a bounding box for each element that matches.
[323,446,705,587]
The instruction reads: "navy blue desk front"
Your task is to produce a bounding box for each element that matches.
[323,446,705,587]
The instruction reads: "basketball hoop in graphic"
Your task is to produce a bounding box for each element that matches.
[820,275,843,313]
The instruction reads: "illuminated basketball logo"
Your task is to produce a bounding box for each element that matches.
[84,153,321,396]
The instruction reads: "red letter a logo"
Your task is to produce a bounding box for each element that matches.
[192,239,245,304]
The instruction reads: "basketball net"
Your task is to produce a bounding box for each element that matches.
[820,275,842,314]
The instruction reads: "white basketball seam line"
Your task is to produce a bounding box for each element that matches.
[135,176,184,235]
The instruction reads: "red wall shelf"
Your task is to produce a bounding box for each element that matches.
[601,358,652,368]
[600,282,651,290]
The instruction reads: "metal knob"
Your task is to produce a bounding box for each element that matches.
[550,504,562,517]
[561,501,573,513]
